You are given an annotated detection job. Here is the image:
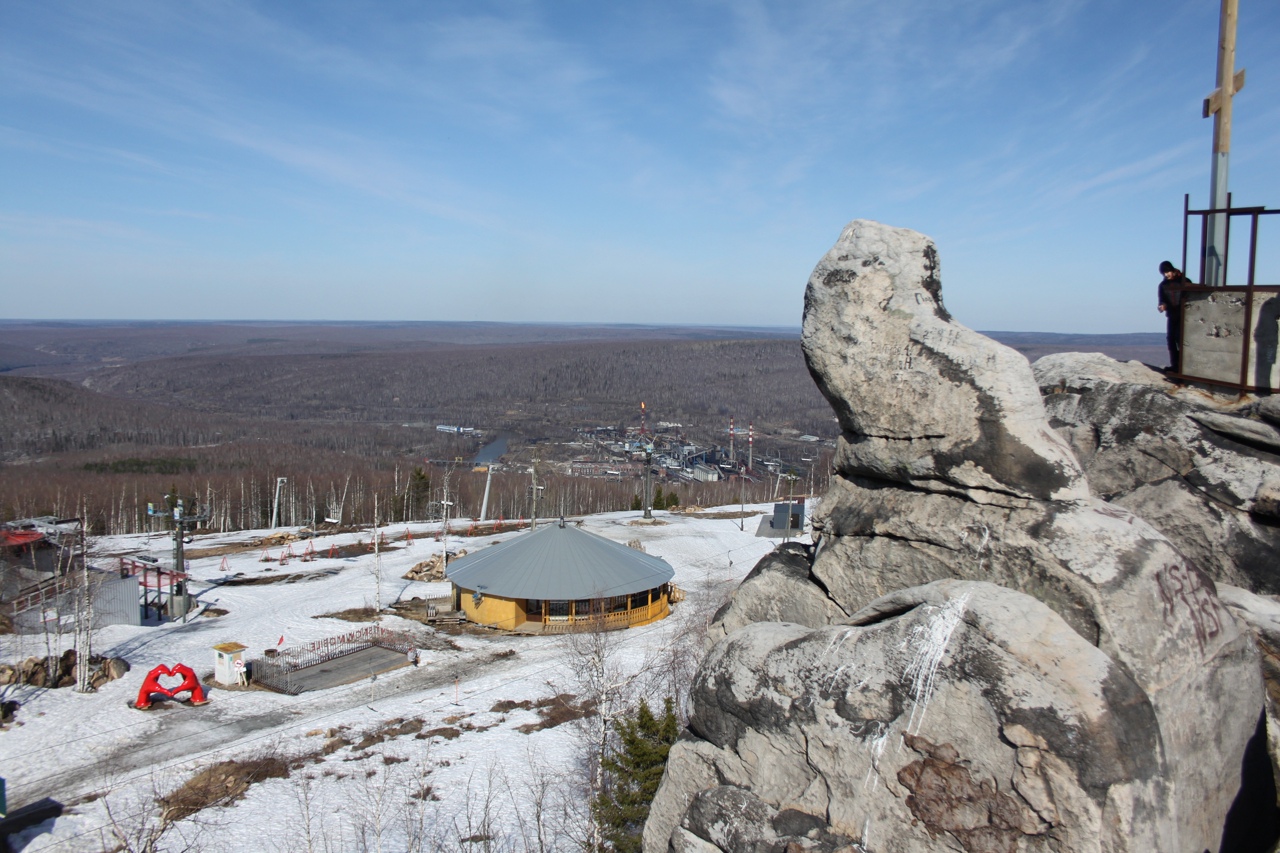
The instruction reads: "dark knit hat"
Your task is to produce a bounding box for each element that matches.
[1159,260,1176,274]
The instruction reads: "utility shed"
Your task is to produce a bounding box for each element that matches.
[445,521,676,633]
[213,642,248,686]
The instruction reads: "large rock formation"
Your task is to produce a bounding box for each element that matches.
[646,220,1275,853]
[1033,352,1280,593]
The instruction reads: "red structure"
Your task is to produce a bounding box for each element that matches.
[134,663,208,710]
[119,558,190,622]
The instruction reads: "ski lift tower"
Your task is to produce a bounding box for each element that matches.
[147,494,208,618]
[270,477,288,529]
[528,457,545,530]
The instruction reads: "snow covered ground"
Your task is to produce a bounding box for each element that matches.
[1,506,797,852]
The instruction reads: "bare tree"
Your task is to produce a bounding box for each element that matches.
[74,504,102,693]
[556,604,654,850]
[97,770,209,853]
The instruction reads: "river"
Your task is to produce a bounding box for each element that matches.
[473,434,511,466]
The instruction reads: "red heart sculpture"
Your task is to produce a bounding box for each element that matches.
[134,663,208,709]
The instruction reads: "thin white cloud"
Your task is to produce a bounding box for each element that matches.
[0,125,177,176]
[1056,140,1201,200]
[4,35,513,231]
[0,211,170,245]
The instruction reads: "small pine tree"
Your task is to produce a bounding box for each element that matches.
[593,697,679,853]
[664,491,679,509]
[630,494,642,512]
[652,485,664,510]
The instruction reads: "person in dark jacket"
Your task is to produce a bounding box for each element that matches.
[1157,260,1189,371]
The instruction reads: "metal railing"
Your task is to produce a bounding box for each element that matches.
[252,625,414,695]
[1174,193,1279,393]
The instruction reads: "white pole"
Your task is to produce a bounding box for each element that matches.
[270,477,287,529]
[373,494,381,621]
[479,465,493,522]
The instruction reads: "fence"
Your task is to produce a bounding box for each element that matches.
[535,594,673,635]
[252,624,414,695]
[1175,193,1279,392]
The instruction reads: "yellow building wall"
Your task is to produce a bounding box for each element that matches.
[454,584,677,633]
[457,587,525,630]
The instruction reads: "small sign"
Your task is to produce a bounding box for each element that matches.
[233,659,246,672]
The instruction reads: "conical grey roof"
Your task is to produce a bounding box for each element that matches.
[445,523,674,600]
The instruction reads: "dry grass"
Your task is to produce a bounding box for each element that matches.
[315,606,380,622]
[419,726,462,740]
[491,693,597,734]
[159,755,290,823]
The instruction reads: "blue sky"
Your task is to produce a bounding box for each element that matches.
[2,1,1278,333]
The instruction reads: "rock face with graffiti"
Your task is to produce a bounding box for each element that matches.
[645,220,1276,853]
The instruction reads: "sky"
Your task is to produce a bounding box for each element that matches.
[2,0,1279,333]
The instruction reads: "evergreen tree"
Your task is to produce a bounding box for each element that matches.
[630,494,642,511]
[664,491,679,509]
[404,466,430,520]
[593,697,679,853]
[652,485,664,510]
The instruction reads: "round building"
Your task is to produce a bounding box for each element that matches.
[444,520,676,633]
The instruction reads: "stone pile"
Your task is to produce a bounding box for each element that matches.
[402,550,467,582]
[0,649,130,690]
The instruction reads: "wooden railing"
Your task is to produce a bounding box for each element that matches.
[534,596,671,635]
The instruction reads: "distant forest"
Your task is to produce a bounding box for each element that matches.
[0,322,1165,536]
[1,330,834,534]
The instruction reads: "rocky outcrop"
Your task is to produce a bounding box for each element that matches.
[707,543,844,644]
[649,580,1233,853]
[645,220,1275,853]
[802,220,1086,504]
[1258,396,1280,428]
[1034,352,1280,592]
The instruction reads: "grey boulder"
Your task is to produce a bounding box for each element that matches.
[650,580,1265,853]
[1035,351,1280,592]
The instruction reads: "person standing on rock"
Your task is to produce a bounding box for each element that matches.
[1157,260,1189,372]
